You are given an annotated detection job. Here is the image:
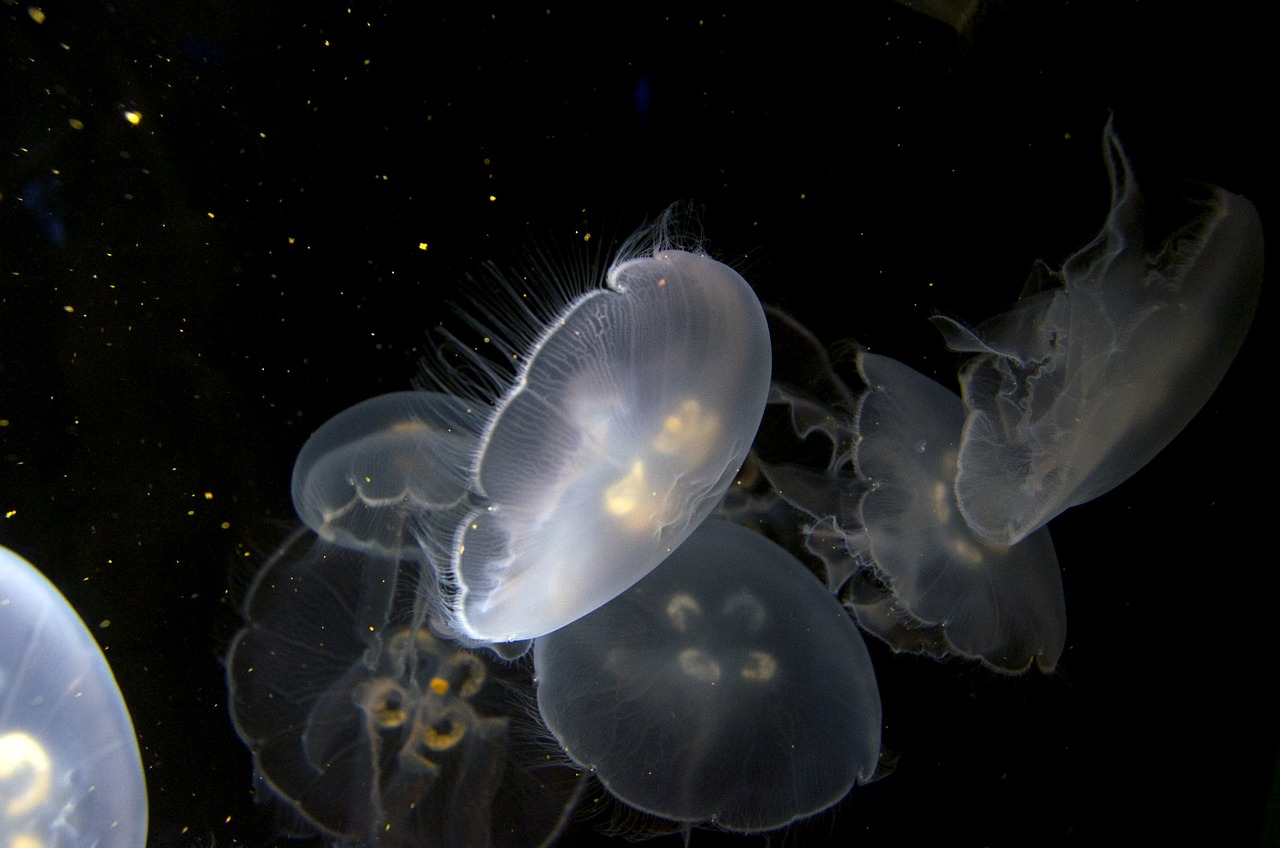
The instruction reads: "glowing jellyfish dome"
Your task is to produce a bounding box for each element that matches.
[421,214,773,644]
[534,520,882,833]
[0,545,147,848]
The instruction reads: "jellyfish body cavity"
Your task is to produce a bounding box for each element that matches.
[933,120,1264,546]
[534,519,881,833]
[446,243,772,642]
[0,545,147,848]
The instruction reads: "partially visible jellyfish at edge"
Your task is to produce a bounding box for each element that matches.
[534,519,882,834]
[744,118,1261,674]
[1,544,148,848]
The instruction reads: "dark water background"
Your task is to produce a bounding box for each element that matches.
[1,2,1273,846]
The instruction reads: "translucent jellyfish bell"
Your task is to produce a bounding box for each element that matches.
[291,391,482,567]
[225,531,584,847]
[534,519,881,833]
[848,352,1065,672]
[933,120,1264,546]
[755,311,1064,672]
[0,545,147,848]
[440,220,772,642]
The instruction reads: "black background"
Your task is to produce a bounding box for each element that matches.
[0,2,1273,846]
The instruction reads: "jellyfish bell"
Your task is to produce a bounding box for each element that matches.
[426,210,773,643]
[933,119,1264,546]
[533,519,881,834]
[0,545,147,848]
[847,351,1066,673]
[290,390,483,568]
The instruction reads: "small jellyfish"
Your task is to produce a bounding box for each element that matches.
[534,519,881,833]
[225,531,584,848]
[291,391,482,569]
[933,119,1264,546]
[0,544,147,848]
[430,213,772,643]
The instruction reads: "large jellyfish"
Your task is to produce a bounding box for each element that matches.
[0,545,147,848]
[533,519,882,833]
[932,120,1264,546]
[426,214,773,643]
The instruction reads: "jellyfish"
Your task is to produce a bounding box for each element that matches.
[290,390,482,571]
[753,310,1065,672]
[932,119,1264,546]
[533,519,881,833]
[225,531,585,848]
[846,352,1065,671]
[0,544,147,848]
[421,213,772,644]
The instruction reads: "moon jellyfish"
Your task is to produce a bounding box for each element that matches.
[290,391,482,570]
[847,352,1065,671]
[534,519,881,833]
[932,120,1264,546]
[0,545,147,848]
[755,311,1064,672]
[431,216,772,643]
[225,531,584,848]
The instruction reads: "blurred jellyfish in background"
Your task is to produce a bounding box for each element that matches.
[754,312,1065,672]
[226,532,584,848]
[932,120,1264,547]
[748,119,1260,674]
[534,519,881,833]
[844,352,1065,671]
[422,211,773,645]
[1,545,147,848]
[894,0,984,34]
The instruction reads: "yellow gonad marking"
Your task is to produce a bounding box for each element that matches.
[451,654,486,698]
[931,479,952,525]
[424,714,468,750]
[359,679,409,729]
[652,398,720,466]
[721,592,767,633]
[430,677,449,695]
[665,593,701,632]
[1,731,53,817]
[952,538,985,566]
[603,460,656,532]
[740,651,778,682]
[678,648,721,684]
